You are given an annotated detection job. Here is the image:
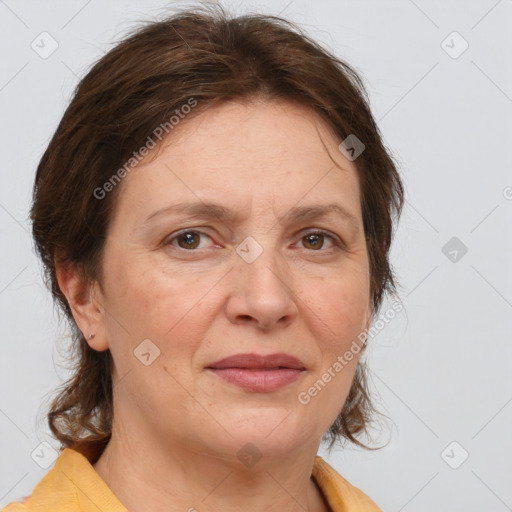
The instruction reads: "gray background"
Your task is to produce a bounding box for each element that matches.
[1,0,511,510]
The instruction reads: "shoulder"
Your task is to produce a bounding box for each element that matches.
[2,497,32,512]
[312,455,382,512]
[1,448,93,512]
[1,488,38,512]
[2,447,126,512]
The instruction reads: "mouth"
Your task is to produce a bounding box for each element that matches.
[206,353,306,392]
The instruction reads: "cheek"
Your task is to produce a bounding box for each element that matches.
[103,262,219,388]
[298,273,368,414]
[104,253,202,335]
[102,263,209,412]
[308,271,370,342]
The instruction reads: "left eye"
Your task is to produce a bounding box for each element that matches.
[298,231,338,251]
[163,229,340,251]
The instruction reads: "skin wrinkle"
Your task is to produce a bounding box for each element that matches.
[64,98,371,512]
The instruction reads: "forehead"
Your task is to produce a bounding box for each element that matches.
[156,98,345,164]
[110,99,362,228]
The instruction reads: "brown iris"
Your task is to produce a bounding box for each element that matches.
[302,233,325,250]
[176,232,201,250]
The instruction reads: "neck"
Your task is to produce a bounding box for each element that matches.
[92,421,330,512]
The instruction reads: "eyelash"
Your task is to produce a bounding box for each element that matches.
[162,229,343,253]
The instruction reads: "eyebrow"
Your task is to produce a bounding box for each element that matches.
[141,201,360,230]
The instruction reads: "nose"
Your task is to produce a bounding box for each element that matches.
[224,243,299,331]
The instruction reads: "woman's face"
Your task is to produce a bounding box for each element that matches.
[92,99,371,460]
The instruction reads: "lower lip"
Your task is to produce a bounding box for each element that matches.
[208,368,304,392]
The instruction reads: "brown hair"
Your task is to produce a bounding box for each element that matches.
[31,3,404,460]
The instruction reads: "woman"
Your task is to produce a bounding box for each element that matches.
[3,4,403,511]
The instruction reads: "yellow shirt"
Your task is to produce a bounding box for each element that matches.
[2,448,381,511]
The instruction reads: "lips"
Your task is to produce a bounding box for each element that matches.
[206,353,306,392]
[207,352,306,370]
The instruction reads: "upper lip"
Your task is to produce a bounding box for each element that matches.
[207,353,306,370]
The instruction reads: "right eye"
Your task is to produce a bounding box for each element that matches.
[163,230,215,251]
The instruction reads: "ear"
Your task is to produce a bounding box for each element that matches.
[55,259,109,352]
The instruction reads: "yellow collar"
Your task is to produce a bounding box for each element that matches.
[4,448,381,512]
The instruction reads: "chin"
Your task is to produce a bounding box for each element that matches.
[210,408,318,455]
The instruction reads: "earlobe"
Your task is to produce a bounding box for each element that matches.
[55,260,109,352]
